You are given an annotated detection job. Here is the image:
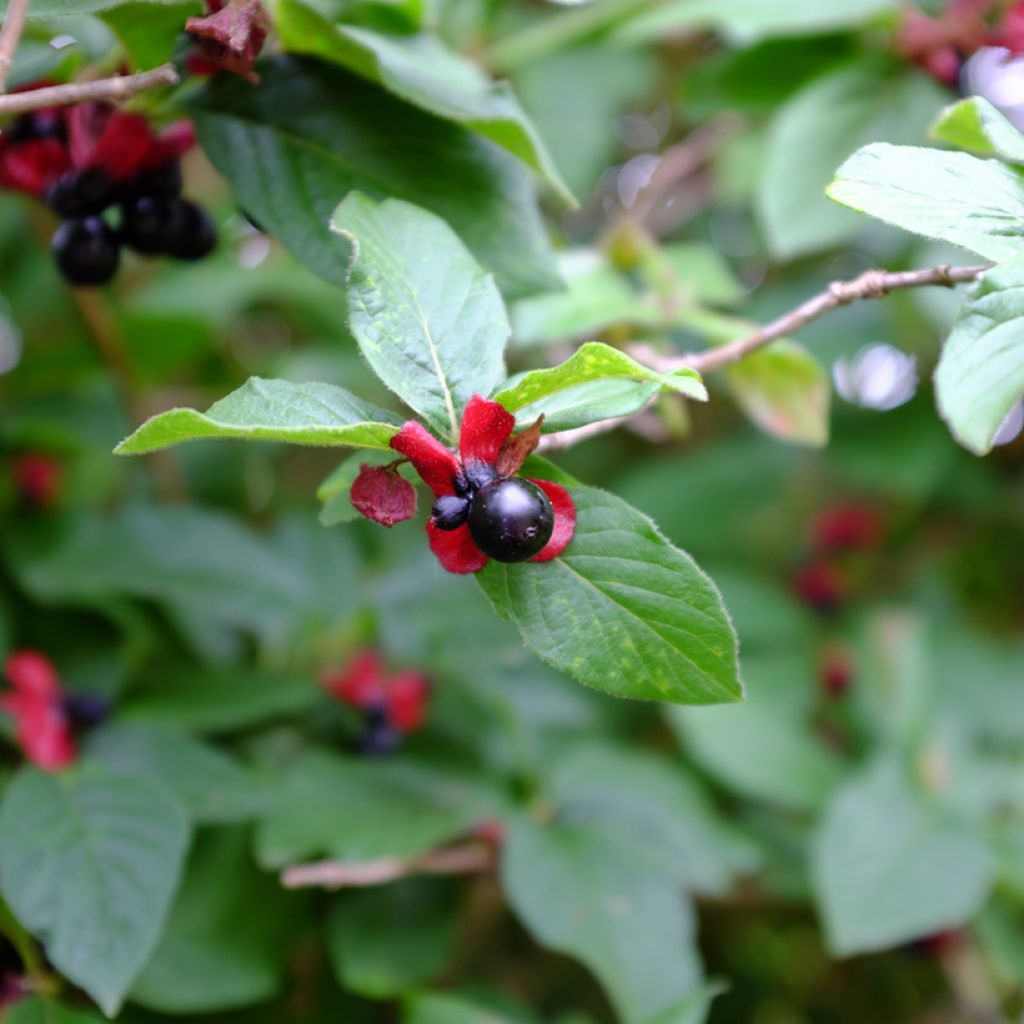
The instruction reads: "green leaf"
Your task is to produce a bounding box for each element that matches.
[327,878,457,997]
[404,992,532,1024]
[813,759,995,956]
[130,829,291,1013]
[188,56,559,300]
[617,0,896,43]
[256,749,502,868]
[121,667,320,733]
[102,1,198,68]
[669,652,847,812]
[477,487,742,706]
[272,0,574,204]
[494,342,706,432]
[931,96,1024,163]
[502,816,703,1024]
[549,742,758,895]
[758,63,948,259]
[11,504,309,644]
[934,262,1024,454]
[4,998,105,1024]
[114,377,401,456]
[0,765,190,1016]
[332,193,509,439]
[85,723,265,824]
[0,0,185,13]
[827,143,1024,262]
[724,340,830,447]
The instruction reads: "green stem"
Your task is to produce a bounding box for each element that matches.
[0,894,42,979]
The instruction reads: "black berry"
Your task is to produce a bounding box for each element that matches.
[62,693,112,728]
[467,478,554,563]
[431,494,470,531]
[163,199,217,261]
[358,704,401,756]
[52,217,120,286]
[46,169,115,218]
[8,110,65,143]
[121,196,176,255]
[133,160,183,201]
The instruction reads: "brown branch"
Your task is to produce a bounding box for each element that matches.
[658,263,990,376]
[0,63,179,115]
[0,0,30,94]
[280,843,495,890]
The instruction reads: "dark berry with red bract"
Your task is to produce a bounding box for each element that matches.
[52,216,120,286]
[163,199,217,261]
[431,493,470,531]
[46,168,115,217]
[121,196,176,255]
[468,478,554,563]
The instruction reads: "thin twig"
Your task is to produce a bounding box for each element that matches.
[659,263,989,376]
[0,63,179,115]
[0,0,30,94]
[280,843,495,890]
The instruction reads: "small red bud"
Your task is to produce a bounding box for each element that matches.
[13,454,61,508]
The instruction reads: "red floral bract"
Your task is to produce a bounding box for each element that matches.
[379,395,576,574]
[186,0,270,83]
[321,650,429,734]
[0,94,195,199]
[0,650,75,772]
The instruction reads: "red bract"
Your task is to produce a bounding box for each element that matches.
[350,463,417,527]
[820,647,854,697]
[12,453,61,508]
[792,561,845,614]
[898,0,991,84]
[321,651,430,735]
[813,502,884,551]
[186,0,270,83]
[0,651,75,771]
[378,396,576,575]
[0,94,195,199]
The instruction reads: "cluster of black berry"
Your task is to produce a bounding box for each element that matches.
[9,110,216,287]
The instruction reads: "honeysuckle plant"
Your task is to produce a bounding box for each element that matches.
[3,1,1024,1023]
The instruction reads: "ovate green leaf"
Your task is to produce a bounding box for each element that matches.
[256,749,502,868]
[759,64,947,259]
[813,759,994,955]
[115,377,401,455]
[0,765,189,1016]
[272,0,573,203]
[827,143,1024,261]
[724,339,830,447]
[327,878,457,997]
[931,96,1024,163]
[494,342,706,432]
[935,262,1024,454]
[477,487,742,706]
[502,817,703,1024]
[188,57,559,299]
[333,194,509,439]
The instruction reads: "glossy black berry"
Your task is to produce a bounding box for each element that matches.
[431,493,470,531]
[163,199,217,261]
[46,169,115,218]
[467,478,554,563]
[121,196,175,255]
[133,159,183,200]
[52,217,120,286]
